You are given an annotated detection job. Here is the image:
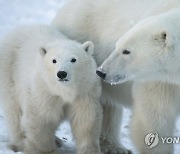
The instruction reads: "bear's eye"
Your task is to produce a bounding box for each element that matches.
[52,59,57,64]
[71,58,76,63]
[122,50,131,55]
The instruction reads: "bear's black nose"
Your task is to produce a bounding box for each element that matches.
[96,70,106,80]
[57,71,67,79]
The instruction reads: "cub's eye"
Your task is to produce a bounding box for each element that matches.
[122,50,131,55]
[71,58,76,63]
[52,59,57,64]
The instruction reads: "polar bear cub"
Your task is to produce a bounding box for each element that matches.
[0,25,102,154]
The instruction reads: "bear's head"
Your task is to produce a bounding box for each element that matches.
[39,39,97,96]
[97,9,180,85]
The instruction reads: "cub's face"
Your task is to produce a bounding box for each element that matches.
[97,14,180,84]
[40,40,95,87]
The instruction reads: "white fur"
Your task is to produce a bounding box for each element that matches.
[101,9,180,154]
[52,0,180,153]
[100,9,180,85]
[0,25,102,154]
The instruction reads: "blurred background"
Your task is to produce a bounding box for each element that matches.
[0,0,66,37]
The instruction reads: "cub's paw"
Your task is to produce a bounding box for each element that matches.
[101,145,131,154]
[9,144,20,152]
[9,142,24,152]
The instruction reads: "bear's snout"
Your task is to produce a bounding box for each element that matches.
[96,70,106,80]
[57,71,67,80]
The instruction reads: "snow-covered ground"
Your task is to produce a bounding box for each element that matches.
[0,0,179,153]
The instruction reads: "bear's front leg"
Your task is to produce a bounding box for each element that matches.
[131,82,178,154]
[22,97,63,154]
[68,95,102,154]
[23,113,59,154]
[100,103,131,154]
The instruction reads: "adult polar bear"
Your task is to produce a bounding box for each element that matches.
[52,0,180,153]
[98,8,180,154]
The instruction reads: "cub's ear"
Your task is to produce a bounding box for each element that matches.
[40,47,47,56]
[154,30,173,47]
[82,41,94,55]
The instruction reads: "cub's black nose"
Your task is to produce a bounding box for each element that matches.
[57,71,67,79]
[96,70,106,80]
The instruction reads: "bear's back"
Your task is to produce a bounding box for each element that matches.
[52,0,180,66]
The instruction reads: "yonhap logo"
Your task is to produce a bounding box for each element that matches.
[145,132,180,149]
[145,132,159,148]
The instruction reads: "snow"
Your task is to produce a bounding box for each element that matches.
[0,0,66,37]
[0,0,179,153]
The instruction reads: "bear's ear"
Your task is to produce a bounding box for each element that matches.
[154,30,173,47]
[39,47,47,56]
[82,41,94,55]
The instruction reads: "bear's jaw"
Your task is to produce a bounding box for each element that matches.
[104,74,126,85]
[58,78,69,82]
